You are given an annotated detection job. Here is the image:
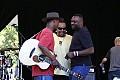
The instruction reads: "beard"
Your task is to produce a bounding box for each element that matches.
[57,31,66,37]
[72,25,79,30]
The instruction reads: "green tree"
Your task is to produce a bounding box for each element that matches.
[0,25,19,49]
[0,25,19,78]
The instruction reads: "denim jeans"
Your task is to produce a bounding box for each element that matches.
[70,66,91,80]
[108,70,120,80]
[34,73,53,80]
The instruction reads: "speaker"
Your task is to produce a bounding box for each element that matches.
[85,73,95,80]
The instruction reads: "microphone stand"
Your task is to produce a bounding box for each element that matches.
[17,29,25,80]
[12,24,41,80]
[17,27,35,80]
[11,24,25,80]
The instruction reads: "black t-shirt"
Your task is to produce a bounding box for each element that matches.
[69,26,94,67]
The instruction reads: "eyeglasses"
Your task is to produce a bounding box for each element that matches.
[57,27,66,30]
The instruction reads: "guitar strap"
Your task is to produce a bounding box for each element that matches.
[31,30,56,56]
[30,31,42,39]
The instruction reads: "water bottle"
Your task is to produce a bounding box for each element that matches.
[102,66,105,74]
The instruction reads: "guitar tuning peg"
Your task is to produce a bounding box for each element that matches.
[80,76,83,80]
[76,73,83,80]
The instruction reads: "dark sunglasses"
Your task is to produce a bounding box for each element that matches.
[57,27,66,30]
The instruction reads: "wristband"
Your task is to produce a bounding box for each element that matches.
[73,51,76,56]
[76,51,79,56]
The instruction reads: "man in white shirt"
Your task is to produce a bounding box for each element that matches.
[53,21,72,80]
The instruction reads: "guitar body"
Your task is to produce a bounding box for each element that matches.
[19,39,50,69]
[19,39,83,80]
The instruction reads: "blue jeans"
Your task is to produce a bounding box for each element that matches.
[34,73,53,80]
[108,70,120,80]
[70,66,91,80]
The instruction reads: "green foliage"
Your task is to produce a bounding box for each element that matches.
[0,25,19,49]
[0,25,19,72]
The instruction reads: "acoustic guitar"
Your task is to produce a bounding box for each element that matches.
[19,39,83,80]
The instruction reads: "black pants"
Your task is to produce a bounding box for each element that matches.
[53,75,69,80]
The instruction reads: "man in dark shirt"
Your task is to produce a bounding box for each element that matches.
[66,14,94,80]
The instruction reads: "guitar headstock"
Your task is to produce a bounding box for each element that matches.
[73,72,83,80]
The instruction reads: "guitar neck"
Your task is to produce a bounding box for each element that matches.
[58,65,75,75]
[39,57,83,80]
[58,65,83,80]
